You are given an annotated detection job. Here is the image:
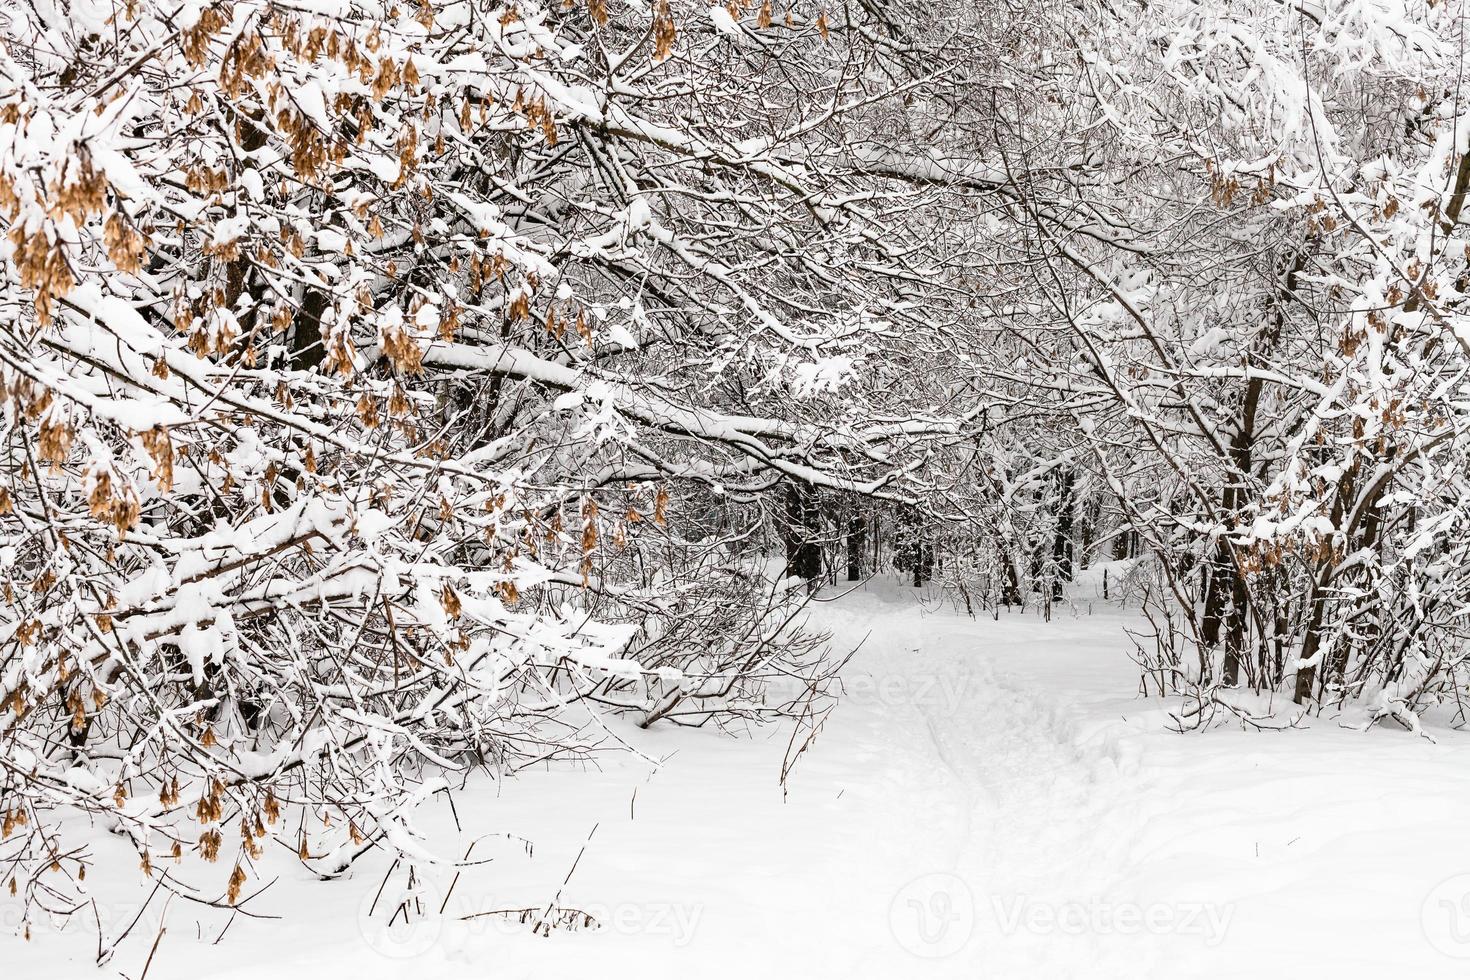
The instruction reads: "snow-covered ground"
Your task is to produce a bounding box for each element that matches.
[10,576,1470,978]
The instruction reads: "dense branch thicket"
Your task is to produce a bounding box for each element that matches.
[0,0,943,927]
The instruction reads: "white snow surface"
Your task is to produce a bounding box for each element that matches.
[9,575,1470,978]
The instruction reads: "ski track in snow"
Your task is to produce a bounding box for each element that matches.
[9,577,1470,978]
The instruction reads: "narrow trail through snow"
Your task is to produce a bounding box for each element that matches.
[814,587,1167,977]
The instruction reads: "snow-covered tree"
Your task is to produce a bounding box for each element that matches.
[0,0,957,928]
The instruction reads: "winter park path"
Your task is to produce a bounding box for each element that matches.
[10,578,1470,979]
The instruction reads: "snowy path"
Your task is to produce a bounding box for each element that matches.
[10,579,1470,978]
[810,590,1178,977]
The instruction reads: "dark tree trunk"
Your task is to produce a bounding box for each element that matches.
[291,288,329,372]
[1272,601,1289,687]
[896,507,933,585]
[1294,461,1357,703]
[1000,539,1023,606]
[1110,526,1126,561]
[913,537,934,587]
[846,512,866,581]
[1053,469,1075,584]
[1223,571,1247,686]
[783,481,823,580]
[1199,551,1229,650]
[1079,495,1101,570]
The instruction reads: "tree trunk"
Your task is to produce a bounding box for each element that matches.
[1223,570,1246,686]
[1000,542,1023,606]
[290,288,329,372]
[1111,526,1130,562]
[783,481,823,580]
[846,511,866,581]
[1053,468,1075,585]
